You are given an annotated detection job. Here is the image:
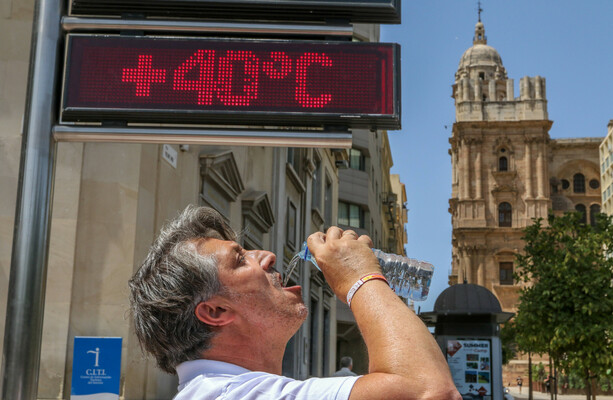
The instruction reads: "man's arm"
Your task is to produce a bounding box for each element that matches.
[307,228,461,400]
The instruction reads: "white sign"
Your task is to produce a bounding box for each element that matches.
[446,339,492,399]
[162,144,178,168]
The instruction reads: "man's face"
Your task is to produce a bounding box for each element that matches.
[196,238,308,335]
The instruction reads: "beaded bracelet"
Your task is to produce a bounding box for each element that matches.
[346,273,389,308]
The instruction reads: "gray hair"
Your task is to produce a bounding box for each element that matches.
[128,205,236,374]
[339,356,353,368]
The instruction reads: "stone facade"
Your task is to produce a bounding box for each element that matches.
[599,121,613,215]
[449,19,603,388]
[449,20,602,311]
[0,4,407,399]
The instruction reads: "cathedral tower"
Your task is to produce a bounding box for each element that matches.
[449,20,552,310]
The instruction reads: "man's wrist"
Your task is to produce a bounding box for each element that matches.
[346,273,389,307]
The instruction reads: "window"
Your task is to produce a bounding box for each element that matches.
[498,156,508,171]
[338,201,364,228]
[499,262,514,285]
[479,72,485,80]
[590,204,601,226]
[589,179,600,190]
[561,179,570,190]
[322,307,331,376]
[324,177,333,226]
[575,204,587,224]
[311,158,322,211]
[287,148,301,173]
[498,202,512,227]
[348,148,366,171]
[573,173,585,193]
[309,298,319,377]
[286,200,297,249]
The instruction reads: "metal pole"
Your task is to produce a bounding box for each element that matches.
[1,0,62,397]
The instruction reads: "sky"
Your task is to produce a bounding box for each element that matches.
[380,0,613,312]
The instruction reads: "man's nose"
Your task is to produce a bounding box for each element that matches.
[255,250,276,271]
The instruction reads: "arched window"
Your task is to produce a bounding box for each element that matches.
[575,204,587,224]
[573,173,585,193]
[498,156,508,171]
[498,202,512,227]
[590,204,601,226]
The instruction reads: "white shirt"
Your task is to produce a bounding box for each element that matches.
[175,359,359,400]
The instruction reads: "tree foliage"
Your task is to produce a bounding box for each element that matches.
[514,212,613,389]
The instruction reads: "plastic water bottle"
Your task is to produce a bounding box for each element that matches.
[283,242,433,302]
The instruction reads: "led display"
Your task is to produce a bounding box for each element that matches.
[61,35,400,129]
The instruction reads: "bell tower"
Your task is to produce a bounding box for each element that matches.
[448,18,552,310]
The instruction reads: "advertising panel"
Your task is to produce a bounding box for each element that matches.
[446,339,492,400]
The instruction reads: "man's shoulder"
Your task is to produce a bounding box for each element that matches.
[333,368,357,377]
[176,361,358,400]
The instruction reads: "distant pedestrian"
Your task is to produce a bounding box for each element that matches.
[545,376,551,393]
[516,376,523,393]
[333,356,357,377]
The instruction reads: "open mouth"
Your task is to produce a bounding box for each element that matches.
[273,272,284,288]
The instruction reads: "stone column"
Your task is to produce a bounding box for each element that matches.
[477,251,485,286]
[461,138,471,200]
[474,139,483,199]
[535,76,542,100]
[525,140,533,198]
[475,79,482,101]
[462,249,473,283]
[463,78,470,101]
[489,80,496,101]
[520,77,529,100]
[537,139,545,198]
[506,79,514,101]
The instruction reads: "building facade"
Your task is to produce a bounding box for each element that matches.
[449,20,602,384]
[0,3,407,399]
[599,121,613,215]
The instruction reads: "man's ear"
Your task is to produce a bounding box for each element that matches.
[195,299,236,327]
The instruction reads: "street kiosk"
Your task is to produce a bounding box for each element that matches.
[420,283,514,400]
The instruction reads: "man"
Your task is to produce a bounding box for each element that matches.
[333,356,357,377]
[129,205,460,399]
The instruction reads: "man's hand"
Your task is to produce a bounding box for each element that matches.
[307,226,461,400]
[306,227,380,302]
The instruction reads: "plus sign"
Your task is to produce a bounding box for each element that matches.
[122,54,166,96]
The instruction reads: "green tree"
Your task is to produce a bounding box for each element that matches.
[514,212,613,400]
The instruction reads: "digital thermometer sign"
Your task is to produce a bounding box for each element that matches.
[61,35,400,129]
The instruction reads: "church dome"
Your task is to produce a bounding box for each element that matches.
[458,43,503,71]
[456,20,506,80]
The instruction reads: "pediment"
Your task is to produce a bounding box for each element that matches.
[242,191,275,233]
[200,151,245,202]
[492,136,515,154]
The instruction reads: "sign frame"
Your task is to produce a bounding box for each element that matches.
[68,0,401,24]
[59,34,401,130]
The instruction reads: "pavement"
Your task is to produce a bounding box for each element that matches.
[506,385,613,400]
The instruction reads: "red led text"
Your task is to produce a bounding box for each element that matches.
[122,50,333,108]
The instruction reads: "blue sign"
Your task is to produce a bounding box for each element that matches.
[71,337,122,400]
